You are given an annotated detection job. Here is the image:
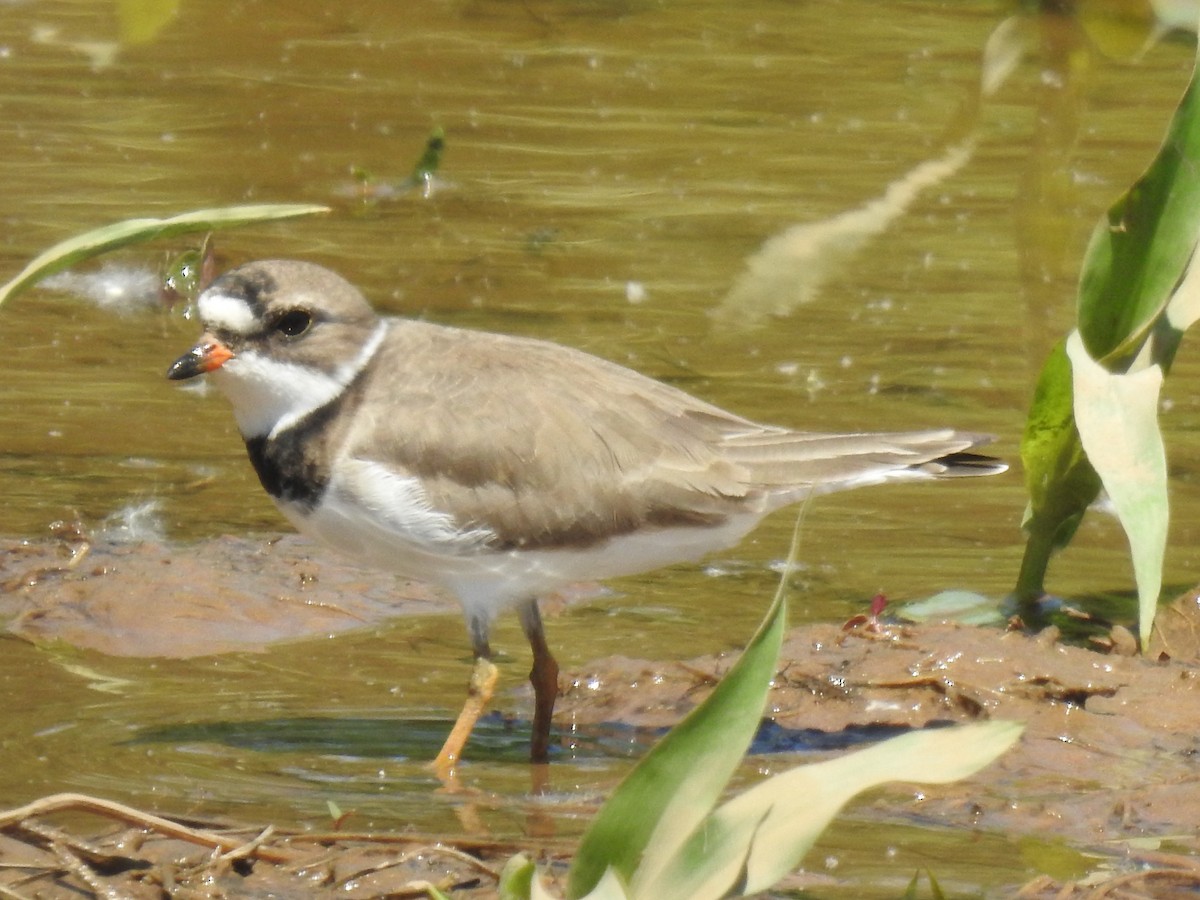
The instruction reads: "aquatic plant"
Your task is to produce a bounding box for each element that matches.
[1017,31,1200,649]
[0,204,329,310]
[498,525,1020,900]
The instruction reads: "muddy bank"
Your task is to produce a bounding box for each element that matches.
[559,618,1200,849]
[0,531,450,656]
[3,532,1200,896]
[4,529,1200,849]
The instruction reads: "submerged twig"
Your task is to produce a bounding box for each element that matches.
[0,793,297,865]
[212,825,276,864]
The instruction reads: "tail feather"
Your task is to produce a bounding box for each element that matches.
[716,428,1006,496]
[915,450,1008,478]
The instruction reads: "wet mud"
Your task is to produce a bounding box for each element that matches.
[560,617,1200,846]
[1,532,447,657]
[3,533,1200,897]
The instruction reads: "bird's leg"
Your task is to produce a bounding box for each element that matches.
[431,619,498,778]
[518,598,560,764]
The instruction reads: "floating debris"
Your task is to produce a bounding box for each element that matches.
[39,261,162,315]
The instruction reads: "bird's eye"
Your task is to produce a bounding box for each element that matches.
[274,310,312,338]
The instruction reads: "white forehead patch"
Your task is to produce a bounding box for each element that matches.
[198,291,258,335]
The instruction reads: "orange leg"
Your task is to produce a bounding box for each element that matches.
[432,653,499,779]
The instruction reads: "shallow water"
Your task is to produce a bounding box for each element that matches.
[1,0,1198,894]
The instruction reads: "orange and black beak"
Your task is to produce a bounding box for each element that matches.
[166,337,234,381]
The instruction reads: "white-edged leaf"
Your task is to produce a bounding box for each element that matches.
[639,721,1023,900]
[499,854,537,900]
[568,586,786,897]
[568,513,806,899]
[504,859,629,900]
[1067,330,1168,649]
[0,203,329,309]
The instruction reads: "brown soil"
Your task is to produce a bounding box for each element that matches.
[1,531,447,657]
[3,532,1200,897]
[559,614,1200,848]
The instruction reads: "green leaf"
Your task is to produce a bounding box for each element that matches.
[926,868,947,900]
[638,721,1023,900]
[566,522,796,898]
[499,855,536,900]
[1077,60,1200,368]
[1017,45,1200,624]
[1067,331,1168,649]
[1015,340,1102,600]
[0,203,329,310]
[902,869,946,900]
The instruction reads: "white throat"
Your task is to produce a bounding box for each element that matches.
[212,321,388,439]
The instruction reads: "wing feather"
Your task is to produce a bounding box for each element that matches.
[335,320,998,549]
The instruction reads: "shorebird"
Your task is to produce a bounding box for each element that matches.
[167,259,1004,772]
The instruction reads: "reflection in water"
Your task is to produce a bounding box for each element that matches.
[712,13,1028,328]
[1016,4,1196,363]
[31,25,119,70]
[710,0,1195,377]
[29,1,180,70]
[1081,0,1198,60]
[1016,8,1090,369]
[713,140,975,327]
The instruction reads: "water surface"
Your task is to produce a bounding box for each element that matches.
[1,1,1197,894]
